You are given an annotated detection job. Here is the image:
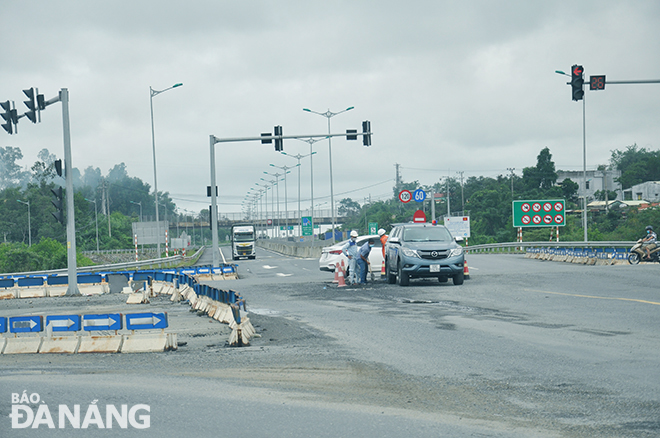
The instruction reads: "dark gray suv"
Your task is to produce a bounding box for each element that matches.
[385,223,464,286]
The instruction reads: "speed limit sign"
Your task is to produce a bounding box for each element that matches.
[398,190,412,203]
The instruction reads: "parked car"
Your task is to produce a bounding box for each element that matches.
[385,223,464,286]
[318,234,385,274]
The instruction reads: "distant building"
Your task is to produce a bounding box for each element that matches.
[556,170,622,202]
[623,181,660,202]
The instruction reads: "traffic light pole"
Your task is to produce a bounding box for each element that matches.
[60,89,79,296]
[208,127,372,268]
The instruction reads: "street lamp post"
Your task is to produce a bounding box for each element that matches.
[303,106,354,243]
[270,164,299,238]
[263,171,285,237]
[17,199,31,247]
[85,198,100,252]
[150,82,183,256]
[255,182,270,238]
[556,70,588,242]
[282,150,316,239]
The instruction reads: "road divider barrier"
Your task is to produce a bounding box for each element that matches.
[0,263,254,350]
[525,247,629,265]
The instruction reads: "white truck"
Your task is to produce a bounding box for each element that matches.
[231,224,256,260]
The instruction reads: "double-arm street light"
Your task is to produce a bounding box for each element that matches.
[17,199,31,247]
[150,82,183,256]
[303,106,354,243]
[270,163,299,237]
[282,150,316,239]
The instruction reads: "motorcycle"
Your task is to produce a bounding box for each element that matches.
[628,239,660,264]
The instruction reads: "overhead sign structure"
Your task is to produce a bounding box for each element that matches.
[399,190,412,203]
[513,199,566,228]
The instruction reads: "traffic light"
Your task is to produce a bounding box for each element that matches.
[274,125,283,151]
[51,186,64,224]
[346,129,358,140]
[54,159,62,177]
[362,120,371,146]
[1,100,17,134]
[23,88,40,123]
[571,65,584,101]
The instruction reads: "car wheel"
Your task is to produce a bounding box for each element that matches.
[628,252,640,265]
[438,276,448,283]
[397,260,409,286]
[453,271,464,285]
[386,259,396,284]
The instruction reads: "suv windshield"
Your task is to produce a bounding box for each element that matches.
[402,226,452,242]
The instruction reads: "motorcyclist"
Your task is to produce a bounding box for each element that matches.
[641,225,657,259]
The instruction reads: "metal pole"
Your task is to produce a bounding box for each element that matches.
[149,87,161,257]
[582,92,588,242]
[61,89,79,296]
[210,135,220,267]
[17,200,30,247]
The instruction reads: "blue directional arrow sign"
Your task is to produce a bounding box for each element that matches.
[125,312,168,330]
[0,317,6,333]
[46,315,81,332]
[83,313,122,331]
[9,316,43,333]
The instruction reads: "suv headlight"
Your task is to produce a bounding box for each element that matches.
[449,247,463,258]
[401,248,420,258]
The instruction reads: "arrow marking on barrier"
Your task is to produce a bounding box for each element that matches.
[46,315,82,332]
[9,316,42,333]
[126,312,168,330]
[83,314,122,331]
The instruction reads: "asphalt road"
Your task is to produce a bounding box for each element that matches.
[1,247,659,437]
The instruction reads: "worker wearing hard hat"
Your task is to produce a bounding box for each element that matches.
[342,230,360,284]
[378,228,388,258]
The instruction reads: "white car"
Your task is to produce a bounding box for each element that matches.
[318,234,385,274]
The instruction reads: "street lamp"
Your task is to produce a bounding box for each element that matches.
[150,82,183,256]
[270,163,299,238]
[130,200,143,222]
[282,150,316,239]
[303,106,354,243]
[507,168,515,199]
[263,171,288,237]
[17,199,31,247]
[85,198,100,252]
[556,70,587,242]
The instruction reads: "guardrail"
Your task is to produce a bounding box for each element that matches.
[465,241,635,254]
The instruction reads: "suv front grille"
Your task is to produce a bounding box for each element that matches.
[418,250,449,260]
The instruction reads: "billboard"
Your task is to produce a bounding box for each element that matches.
[512,200,565,228]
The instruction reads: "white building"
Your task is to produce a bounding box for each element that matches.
[623,181,660,202]
[556,170,622,202]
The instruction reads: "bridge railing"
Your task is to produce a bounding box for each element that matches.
[465,241,635,254]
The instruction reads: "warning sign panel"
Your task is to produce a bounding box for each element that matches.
[513,199,565,228]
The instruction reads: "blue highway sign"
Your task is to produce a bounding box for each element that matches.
[83,313,122,331]
[125,312,168,330]
[10,316,43,333]
[0,317,6,333]
[46,315,82,332]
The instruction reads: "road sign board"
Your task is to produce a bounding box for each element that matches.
[513,199,565,227]
[83,313,122,331]
[444,216,470,238]
[126,312,168,330]
[413,210,426,223]
[413,189,426,203]
[46,315,82,332]
[368,222,378,235]
[398,190,412,203]
[10,316,43,333]
[302,216,313,236]
[0,317,6,333]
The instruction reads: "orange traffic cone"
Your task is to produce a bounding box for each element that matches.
[463,260,470,280]
[336,262,347,287]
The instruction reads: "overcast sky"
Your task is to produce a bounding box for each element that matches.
[2,1,659,217]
